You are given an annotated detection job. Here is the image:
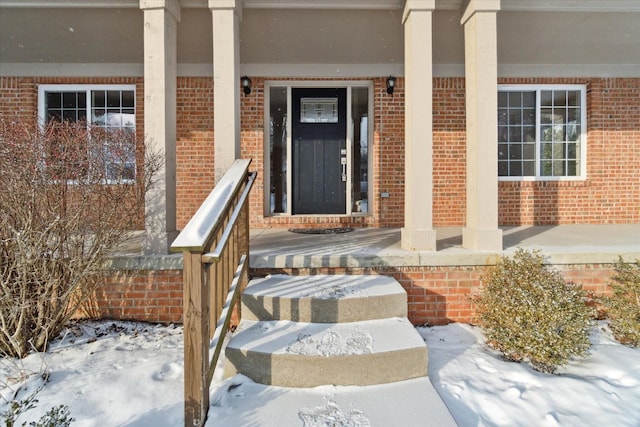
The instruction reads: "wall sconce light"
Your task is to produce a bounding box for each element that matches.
[241,76,252,95]
[386,76,396,95]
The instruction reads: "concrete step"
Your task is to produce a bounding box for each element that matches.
[241,274,407,323]
[225,317,428,387]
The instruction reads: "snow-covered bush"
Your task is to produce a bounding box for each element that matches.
[0,118,161,358]
[604,257,640,347]
[475,249,594,373]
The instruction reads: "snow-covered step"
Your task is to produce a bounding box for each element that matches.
[241,274,407,323]
[225,317,428,387]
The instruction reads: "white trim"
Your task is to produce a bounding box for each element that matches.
[497,84,587,181]
[5,63,640,79]
[263,80,374,217]
[37,83,136,126]
[501,0,640,12]
[498,64,640,79]
[0,63,144,77]
[37,84,138,184]
[240,64,404,78]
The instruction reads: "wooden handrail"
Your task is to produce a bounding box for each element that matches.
[170,159,256,427]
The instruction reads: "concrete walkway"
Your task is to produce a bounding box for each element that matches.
[250,224,640,269]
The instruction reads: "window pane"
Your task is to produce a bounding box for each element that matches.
[509,126,521,142]
[554,91,567,106]
[567,161,577,176]
[498,161,508,176]
[523,143,535,160]
[540,108,553,124]
[122,90,135,108]
[522,92,535,107]
[352,87,369,214]
[523,161,535,176]
[498,92,508,108]
[498,144,508,160]
[47,92,61,109]
[93,91,106,107]
[553,143,565,159]
[48,109,62,122]
[541,91,553,106]
[509,144,522,160]
[63,109,77,121]
[498,109,508,126]
[509,110,521,125]
[107,91,121,108]
[510,161,522,176]
[498,126,508,142]
[269,87,287,214]
[509,92,521,108]
[553,160,565,176]
[523,126,535,142]
[63,92,77,108]
[523,109,535,125]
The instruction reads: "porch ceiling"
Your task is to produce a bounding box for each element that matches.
[1,5,639,70]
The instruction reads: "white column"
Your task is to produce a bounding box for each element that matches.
[140,0,180,254]
[210,0,242,182]
[461,0,503,251]
[401,0,437,251]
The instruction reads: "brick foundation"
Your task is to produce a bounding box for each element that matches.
[96,263,614,325]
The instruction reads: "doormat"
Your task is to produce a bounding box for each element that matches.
[288,227,354,234]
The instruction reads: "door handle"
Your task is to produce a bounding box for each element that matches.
[341,157,347,182]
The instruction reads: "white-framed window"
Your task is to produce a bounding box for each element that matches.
[498,85,587,180]
[38,84,136,182]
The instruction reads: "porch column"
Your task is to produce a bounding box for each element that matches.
[209,0,242,182]
[401,0,437,251]
[140,0,180,254]
[461,0,503,251]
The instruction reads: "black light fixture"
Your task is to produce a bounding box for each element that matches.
[241,76,251,95]
[386,76,396,95]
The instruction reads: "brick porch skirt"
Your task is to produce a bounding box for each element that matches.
[94,263,614,326]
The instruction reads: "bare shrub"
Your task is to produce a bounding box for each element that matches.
[475,249,594,373]
[0,118,161,358]
[604,257,640,346]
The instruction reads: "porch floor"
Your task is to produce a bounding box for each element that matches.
[250,224,640,269]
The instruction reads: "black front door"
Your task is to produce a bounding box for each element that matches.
[292,88,347,214]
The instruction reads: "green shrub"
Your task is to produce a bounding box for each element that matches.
[604,257,640,346]
[475,249,594,373]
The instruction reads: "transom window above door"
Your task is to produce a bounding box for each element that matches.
[498,85,587,180]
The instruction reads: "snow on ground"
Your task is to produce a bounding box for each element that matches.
[1,320,639,426]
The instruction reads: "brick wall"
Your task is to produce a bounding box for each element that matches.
[433,78,467,226]
[498,78,640,225]
[92,270,184,323]
[2,75,638,229]
[176,77,215,229]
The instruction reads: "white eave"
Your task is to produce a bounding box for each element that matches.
[1,0,640,11]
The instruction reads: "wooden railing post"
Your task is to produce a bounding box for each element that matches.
[171,159,256,427]
[183,251,210,426]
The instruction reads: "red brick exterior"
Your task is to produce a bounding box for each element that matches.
[94,263,614,326]
[171,76,640,228]
[2,76,639,229]
[1,75,636,325]
[498,78,640,225]
[93,270,184,323]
